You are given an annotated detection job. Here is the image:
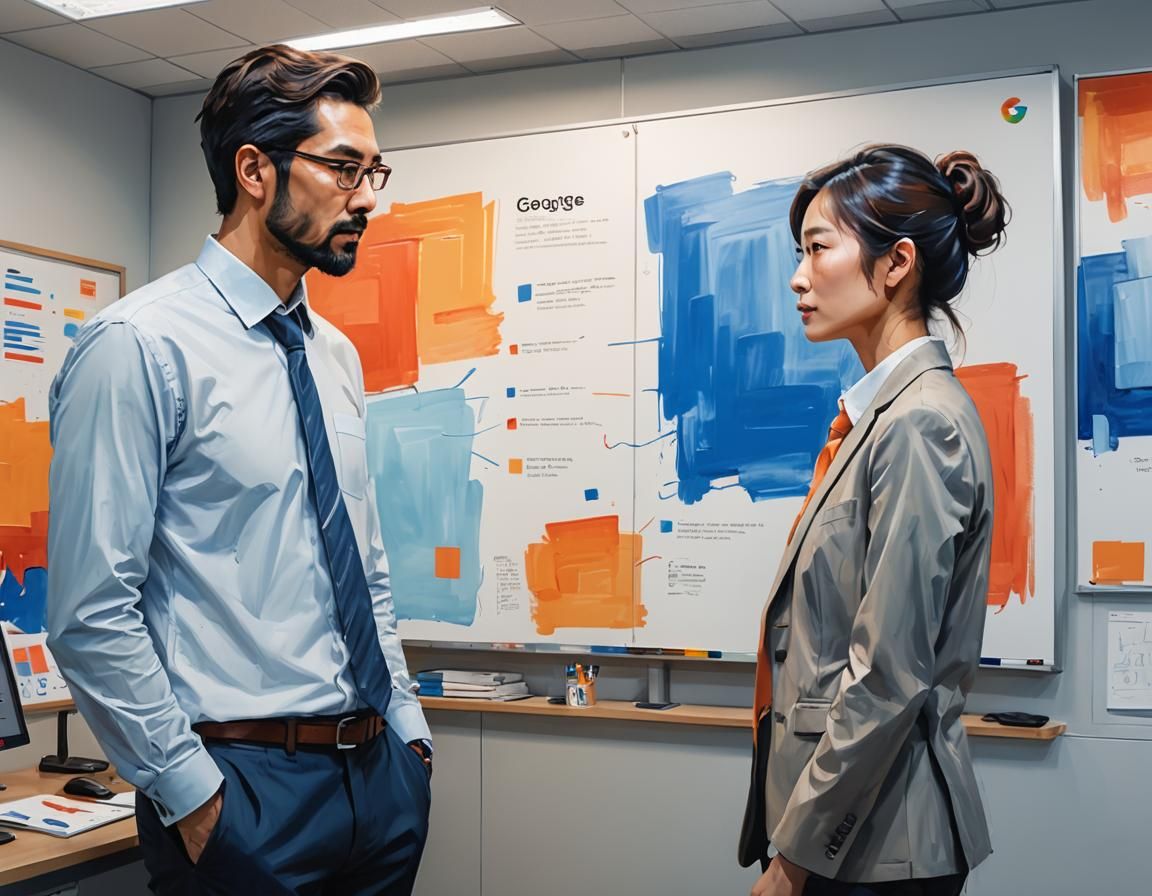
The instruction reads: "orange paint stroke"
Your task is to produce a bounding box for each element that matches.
[309,192,503,391]
[1079,72,1152,222]
[525,515,647,635]
[956,364,1035,610]
[63,308,85,320]
[434,546,462,580]
[0,400,51,581]
[1091,540,1145,585]
[591,392,631,397]
[307,239,419,392]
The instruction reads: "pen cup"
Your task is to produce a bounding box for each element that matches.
[565,663,598,707]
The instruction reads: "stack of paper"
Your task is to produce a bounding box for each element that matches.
[416,670,530,701]
[0,794,134,838]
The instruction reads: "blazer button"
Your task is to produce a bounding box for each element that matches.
[836,823,852,836]
[774,649,787,662]
[824,846,838,860]
[845,814,857,825]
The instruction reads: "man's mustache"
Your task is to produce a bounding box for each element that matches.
[330,215,368,238]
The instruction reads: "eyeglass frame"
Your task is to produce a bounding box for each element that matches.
[265,147,392,192]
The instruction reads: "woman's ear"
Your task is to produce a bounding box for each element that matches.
[884,237,917,290]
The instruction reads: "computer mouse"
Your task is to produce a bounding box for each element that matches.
[63,776,115,800]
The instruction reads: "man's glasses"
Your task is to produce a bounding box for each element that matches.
[268,148,392,191]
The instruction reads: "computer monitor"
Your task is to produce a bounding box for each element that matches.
[0,630,32,757]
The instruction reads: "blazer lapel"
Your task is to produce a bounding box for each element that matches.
[762,340,955,615]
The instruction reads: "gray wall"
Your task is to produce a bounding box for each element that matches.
[8,0,1151,892]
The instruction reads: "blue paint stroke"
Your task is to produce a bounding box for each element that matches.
[0,566,48,634]
[365,388,483,626]
[644,172,862,503]
[1078,235,1152,453]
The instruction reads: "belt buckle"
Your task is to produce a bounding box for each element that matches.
[335,715,360,750]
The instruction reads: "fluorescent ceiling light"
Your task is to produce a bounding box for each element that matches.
[288,6,520,53]
[29,0,208,19]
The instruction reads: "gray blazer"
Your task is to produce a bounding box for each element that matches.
[738,340,994,882]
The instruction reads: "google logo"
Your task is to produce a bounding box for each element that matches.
[1001,97,1027,124]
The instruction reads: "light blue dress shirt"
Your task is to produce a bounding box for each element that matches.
[46,236,429,825]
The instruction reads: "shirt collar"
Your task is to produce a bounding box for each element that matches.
[195,236,313,334]
[841,336,943,425]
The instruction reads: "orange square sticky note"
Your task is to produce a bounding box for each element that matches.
[508,458,523,474]
[509,344,519,355]
[507,418,518,430]
[434,546,461,579]
[1092,540,1145,584]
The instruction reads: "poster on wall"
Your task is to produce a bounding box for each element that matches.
[0,240,123,706]
[306,125,640,648]
[633,72,1059,662]
[307,72,1059,667]
[1076,70,1152,590]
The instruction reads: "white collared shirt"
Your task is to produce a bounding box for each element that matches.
[840,336,945,425]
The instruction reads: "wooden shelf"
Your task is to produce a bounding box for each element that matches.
[419,696,1066,740]
[0,767,137,888]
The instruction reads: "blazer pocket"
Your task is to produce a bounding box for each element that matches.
[790,699,832,736]
[820,498,857,525]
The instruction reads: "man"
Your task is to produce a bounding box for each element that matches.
[47,45,431,895]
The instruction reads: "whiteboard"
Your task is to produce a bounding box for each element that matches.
[307,70,1060,666]
[1076,69,1152,591]
[0,241,123,706]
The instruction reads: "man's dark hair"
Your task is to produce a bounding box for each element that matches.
[197,44,381,216]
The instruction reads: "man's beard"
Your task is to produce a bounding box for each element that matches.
[266,180,367,277]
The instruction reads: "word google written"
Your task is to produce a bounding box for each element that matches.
[516,195,585,212]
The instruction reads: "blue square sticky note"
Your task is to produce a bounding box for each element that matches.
[660,520,673,533]
[506,387,516,398]
[584,488,599,501]
[517,283,533,303]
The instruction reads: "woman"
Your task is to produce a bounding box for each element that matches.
[738,145,1009,896]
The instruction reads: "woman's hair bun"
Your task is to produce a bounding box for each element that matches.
[937,150,1010,255]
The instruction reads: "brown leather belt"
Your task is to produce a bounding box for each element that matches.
[193,712,385,754]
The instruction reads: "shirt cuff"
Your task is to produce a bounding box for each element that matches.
[145,745,224,827]
[386,698,431,746]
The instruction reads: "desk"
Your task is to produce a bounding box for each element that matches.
[0,769,138,896]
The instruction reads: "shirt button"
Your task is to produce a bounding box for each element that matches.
[310,535,317,546]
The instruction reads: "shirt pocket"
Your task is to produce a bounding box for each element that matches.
[333,412,368,501]
[820,497,857,525]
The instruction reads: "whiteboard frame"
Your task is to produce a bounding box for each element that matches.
[391,66,1065,669]
[1072,67,1152,595]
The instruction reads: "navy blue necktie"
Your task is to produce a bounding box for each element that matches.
[264,307,392,719]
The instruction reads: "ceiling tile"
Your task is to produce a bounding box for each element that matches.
[85,8,248,57]
[771,0,889,15]
[573,37,678,59]
[184,0,329,43]
[886,0,985,19]
[618,0,759,11]
[462,48,579,72]
[336,38,460,73]
[639,1,791,37]
[0,0,69,33]
[90,56,198,89]
[283,0,400,29]
[168,45,257,79]
[145,77,215,97]
[533,14,667,51]
[4,23,152,67]
[376,62,470,83]
[374,1,505,17]
[420,25,561,63]
[489,0,628,25]
[672,21,802,46]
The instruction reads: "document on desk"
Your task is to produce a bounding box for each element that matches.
[0,794,134,837]
[1107,611,1152,710]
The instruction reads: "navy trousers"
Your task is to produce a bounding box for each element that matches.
[136,726,430,896]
